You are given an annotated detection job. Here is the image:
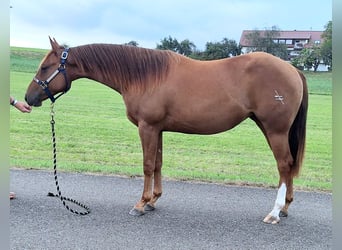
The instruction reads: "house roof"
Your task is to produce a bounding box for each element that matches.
[239,30,324,46]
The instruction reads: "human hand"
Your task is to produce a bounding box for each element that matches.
[14,100,32,113]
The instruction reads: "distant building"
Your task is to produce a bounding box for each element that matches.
[239,30,327,71]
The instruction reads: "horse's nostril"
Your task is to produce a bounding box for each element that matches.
[25,94,35,106]
[25,95,32,105]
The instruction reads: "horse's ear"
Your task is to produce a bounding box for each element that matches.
[49,36,60,51]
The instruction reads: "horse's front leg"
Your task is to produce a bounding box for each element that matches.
[129,122,160,216]
[146,132,163,211]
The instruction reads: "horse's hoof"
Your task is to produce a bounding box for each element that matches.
[145,203,155,212]
[263,214,280,224]
[279,210,288,217]
[129,208,145,216]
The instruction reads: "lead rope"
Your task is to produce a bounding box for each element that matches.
[47,102,91,215]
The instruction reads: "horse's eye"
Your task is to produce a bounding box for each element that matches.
[41,66,48,71]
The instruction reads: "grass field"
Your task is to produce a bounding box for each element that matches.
[10,47,332,191]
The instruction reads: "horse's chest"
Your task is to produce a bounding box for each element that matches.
[124,95,166,126]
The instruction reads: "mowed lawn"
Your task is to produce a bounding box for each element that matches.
[9,48,332,191]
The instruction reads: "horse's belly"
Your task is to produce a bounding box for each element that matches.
[164,105,249,135]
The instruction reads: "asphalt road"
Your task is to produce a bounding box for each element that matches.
[10,169,332,250]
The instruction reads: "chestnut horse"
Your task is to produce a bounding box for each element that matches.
[25,38,308,224]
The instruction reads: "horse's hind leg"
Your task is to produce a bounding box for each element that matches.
[263,133,294,224]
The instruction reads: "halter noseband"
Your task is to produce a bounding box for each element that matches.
[33,48,71,103]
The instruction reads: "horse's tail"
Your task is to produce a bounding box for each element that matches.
[289,70,308,177]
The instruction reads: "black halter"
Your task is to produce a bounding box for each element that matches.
[33,48,71,103]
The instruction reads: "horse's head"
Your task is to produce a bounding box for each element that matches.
[25,37,72,107]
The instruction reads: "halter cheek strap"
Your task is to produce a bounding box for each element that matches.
[33,48,71,103]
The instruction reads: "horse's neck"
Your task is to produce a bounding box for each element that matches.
[70,44,174,95]
[72,62,122,94]
[84,74,122,94]
[68,45,122,94]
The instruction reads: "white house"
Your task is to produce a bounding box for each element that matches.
[239,30,327,71]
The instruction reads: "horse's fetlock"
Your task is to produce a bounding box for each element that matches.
[153,191,162,198]
[142,195,152,203]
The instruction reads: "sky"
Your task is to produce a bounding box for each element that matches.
[10,0,332,50]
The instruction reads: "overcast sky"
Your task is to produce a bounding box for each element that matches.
[10,0,331,50]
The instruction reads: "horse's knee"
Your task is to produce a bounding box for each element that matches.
[143,163,155,176]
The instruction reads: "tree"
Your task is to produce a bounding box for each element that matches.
[320,21,332,70]
[203,38,241,60]
[292,20,332,71]
[125,41,139,47]
[178,39,196,56]
[156,36,180,52]
[245,26,288,60]
[295,47,321,71]
[156,36,196,56]
[190,38,241,60]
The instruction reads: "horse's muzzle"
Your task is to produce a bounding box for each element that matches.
[25,94,42,107]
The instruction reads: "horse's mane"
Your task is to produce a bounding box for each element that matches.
[70,44,179,92]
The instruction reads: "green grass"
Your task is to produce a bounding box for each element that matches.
[10,47,49,73]
[304,71,332,95]
[10,47,332,192]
